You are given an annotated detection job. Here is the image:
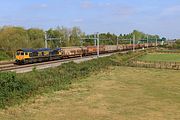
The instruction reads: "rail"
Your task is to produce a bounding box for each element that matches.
[0,51,125,72]
[0,48,153,72]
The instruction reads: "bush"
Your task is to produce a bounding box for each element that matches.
[0,72,34,108]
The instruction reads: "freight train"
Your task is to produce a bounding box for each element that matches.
[15,43,156,64]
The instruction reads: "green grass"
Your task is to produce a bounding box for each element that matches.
[0,51,11,61]
[161,49,180,52]
[156,49,180,53]
[138,53,180,62]
[0,67,180,120]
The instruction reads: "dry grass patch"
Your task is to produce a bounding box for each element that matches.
[0,66,180,120]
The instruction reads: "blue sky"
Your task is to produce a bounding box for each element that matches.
[0,0,180,38]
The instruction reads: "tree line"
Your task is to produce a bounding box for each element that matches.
[165,39,180,49]
[175,40,180,48]
[0,26,164,57]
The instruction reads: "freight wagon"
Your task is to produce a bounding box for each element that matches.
[104,45,118,52]
[86,45,105,54]
[61,47,83,58]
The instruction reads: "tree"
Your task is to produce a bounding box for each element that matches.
[133,30,144,40]
[69,27,82,46]
[0,26,29,56]
[27,28,44,48]
[46,26,84,47]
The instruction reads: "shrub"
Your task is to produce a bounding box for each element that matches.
[0,72,34,108]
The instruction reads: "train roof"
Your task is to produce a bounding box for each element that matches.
[17,48,61,52]
[37,48,51,51]
[54,48,61,50]
[17,48,37,52]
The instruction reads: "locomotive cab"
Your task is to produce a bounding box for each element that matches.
[15,49,37,64]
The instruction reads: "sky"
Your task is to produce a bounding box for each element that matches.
[0,0,180,39]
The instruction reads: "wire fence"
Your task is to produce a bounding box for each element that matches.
[155,50,180,54]
[126,60,180,70]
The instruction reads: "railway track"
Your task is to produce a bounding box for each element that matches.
[0,52,119,73]
[0,48,150,73]
[0,61,15,69]
[0,61,14,65]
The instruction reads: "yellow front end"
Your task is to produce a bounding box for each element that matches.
[16,51,30,64]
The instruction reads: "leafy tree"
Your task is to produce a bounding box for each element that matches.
[69,27,82,46]
[0,26,29,57]
[133,30,145,40]
[174,40,180,49]
[27,28,44,48]
[0,26,165,59]
[46,28,61,48]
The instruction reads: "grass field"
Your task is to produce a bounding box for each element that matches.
[138,53,180,62]
[0,66,180,120]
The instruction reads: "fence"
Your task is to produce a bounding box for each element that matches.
[155,50,180,54]
[126,60,180,70]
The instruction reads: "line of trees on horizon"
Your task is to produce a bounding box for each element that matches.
[0,25,165,57]
[165,39,180,49]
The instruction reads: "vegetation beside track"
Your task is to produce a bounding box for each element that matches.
[0,51,146,108]
[0,51,11,61]
[1,66,180,120]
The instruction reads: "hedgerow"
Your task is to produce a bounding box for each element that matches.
[0,51,145,108]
